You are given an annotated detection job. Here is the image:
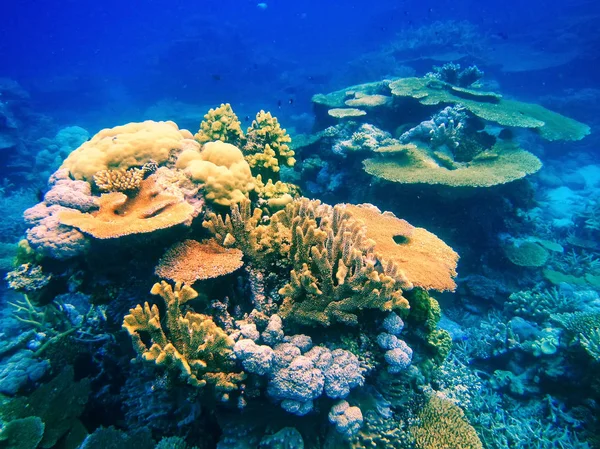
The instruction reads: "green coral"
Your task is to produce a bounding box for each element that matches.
[194,103,245,146]
[0,366,90,449]
[0,417,45,449]
[123,281,245,394]
[581,327,600,361]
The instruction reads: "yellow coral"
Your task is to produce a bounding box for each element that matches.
[61,121,193,181]
[93,167,144,193]
[59,176,194,239]
[177,141,255,206]
[194,103,244,146]
[123,281,244,392]
[253,174,299,210]
[411,394,483,449]
[243,111,295,181]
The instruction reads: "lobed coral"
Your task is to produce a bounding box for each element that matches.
[177,140,255,206]
[61,120,193,181]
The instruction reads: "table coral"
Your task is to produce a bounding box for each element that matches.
[123,281,244,393]
[59,176,194,239]
[155,239,244,285]
[389,77,590,141]
[345,203,459,292]
[61,120,193,181]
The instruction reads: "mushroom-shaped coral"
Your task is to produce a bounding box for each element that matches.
[58,176,195,239]
[155,239,244,285]
[61,120,193,181]
[177,141,255,206]
[345,203,459,292]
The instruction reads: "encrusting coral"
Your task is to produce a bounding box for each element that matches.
[155,239,244,285]
[123,281,244,394]
[59,175,195,239]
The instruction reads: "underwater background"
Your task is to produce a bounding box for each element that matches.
[1,0,600,448]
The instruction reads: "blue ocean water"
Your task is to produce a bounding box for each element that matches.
[1,1,600,448]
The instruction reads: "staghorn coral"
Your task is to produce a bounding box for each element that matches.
[177,140,255,206]
[61,120,193,181]
[59,175,194,239]
[93,167,145,193]
[411,394,483,449]
[277,199,411,326]
[400,105,467,153]
[123,281,244,393]
[155,239,244,285]
[243,111,295,181]
[194,103,245,146]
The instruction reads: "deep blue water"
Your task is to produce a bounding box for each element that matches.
[1,2,600,448]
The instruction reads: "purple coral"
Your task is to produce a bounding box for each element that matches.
[328,400,363,439]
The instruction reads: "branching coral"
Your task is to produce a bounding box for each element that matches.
[277,199,411,326]
[123,281,244,394]
[194,103,245,146]
[92,160,158,193]
[243,111,295,181]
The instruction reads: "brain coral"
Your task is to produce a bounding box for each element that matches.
[177,141,255,206]
[61,120,194,181]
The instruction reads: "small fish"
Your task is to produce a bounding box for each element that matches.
[277,100,282,108]
[494,31,509,40]
[244,115,251,122]
[288,98,294,105]
[212,74,221,81]
[257,2,267,10]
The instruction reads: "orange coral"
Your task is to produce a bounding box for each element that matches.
[155,239,244,285]
[59,176,194,239]
[345,204,458,292]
